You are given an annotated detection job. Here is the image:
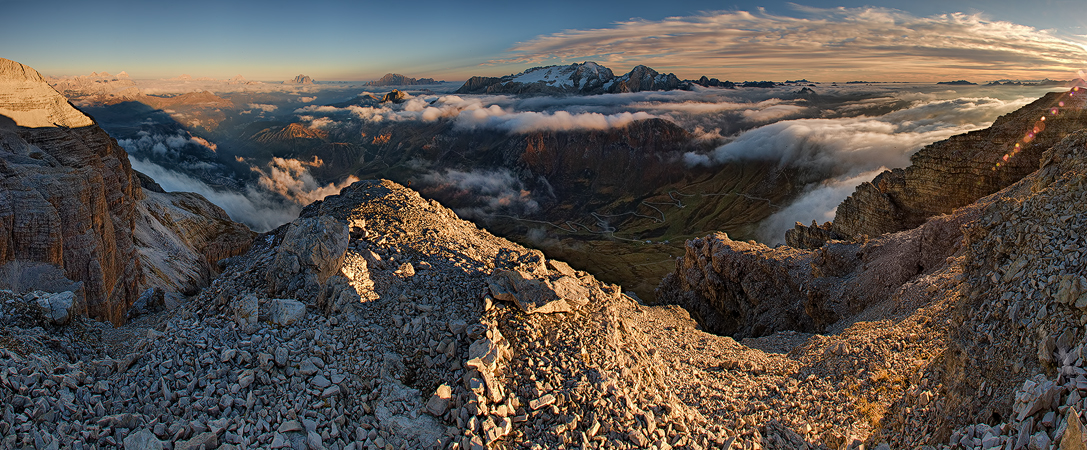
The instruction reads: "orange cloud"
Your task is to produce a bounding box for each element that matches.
[491,7,1087,82]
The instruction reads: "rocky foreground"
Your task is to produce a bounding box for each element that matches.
[7,137,1087,449]
[4,52,1087,450]
[658,90,1087,448]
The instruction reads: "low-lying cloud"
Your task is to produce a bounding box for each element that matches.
[413,168,539,219]
[117,131,217,158]
[246,103,278,113]
[757,170,884,244]
[685,96,1033,176]
[679,95,1036,243]
[251,157,360,206]
[130,157,299,232]
[296,95,658,134]
[131,156,361,232]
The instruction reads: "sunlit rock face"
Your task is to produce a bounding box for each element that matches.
[0,58,94,128]
[0,58,254,324]
[788,89,1087,247]
[0,58,141,323]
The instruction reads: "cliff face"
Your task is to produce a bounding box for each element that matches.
[516,118,694,196]
[0,59,142,323]
[787,89,1087,247]
[134,174,255,295]
[657,202,975,338]
[0,58,253,323]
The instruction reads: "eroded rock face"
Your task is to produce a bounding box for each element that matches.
[787,89,1087,248]
[0,58,94,128]
[0,97,142,324]
[658,198,979,338]
[0,58,254,324]
[135,177,255,295]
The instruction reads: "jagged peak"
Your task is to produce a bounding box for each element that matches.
[0,58,94,128]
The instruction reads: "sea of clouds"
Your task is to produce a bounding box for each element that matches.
[120,81,1066,241]
[290,83,1060,242]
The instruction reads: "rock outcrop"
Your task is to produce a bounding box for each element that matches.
[134,174,255,295]
[657,199,975,338]
[0,58,253,323]
[656,91,1087,446]
[0,58,95,128]
[0,60,142,323]
[787,88,1087,248]
[285,74,315,85]
[380,89,408,104]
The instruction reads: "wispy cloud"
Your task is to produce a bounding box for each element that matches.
[676,94,1036,243]
[251,157,360,206]
[413,168,540,219]
[491,6,1087,81]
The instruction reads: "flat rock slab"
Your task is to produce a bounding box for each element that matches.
[487,270,572,314]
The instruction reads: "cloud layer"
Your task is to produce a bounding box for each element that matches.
[493,6,1087,81]
[296,95,659,134]
[130,156,360,232]
[252,157,360,206]
[679,95,1036,244]
[413,168,539,220]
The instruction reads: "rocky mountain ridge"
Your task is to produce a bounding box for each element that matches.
[286,75,315,85]
[0,58,253,324]
[364,73,442,86]
[7,56,1087,449]
[0,177,942,449]
[658,87,1087,447]
[786,89,1087,248]
[455,62,685,96]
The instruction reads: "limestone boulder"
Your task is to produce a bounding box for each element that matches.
[268,215,349,300]
[265,298,306,326]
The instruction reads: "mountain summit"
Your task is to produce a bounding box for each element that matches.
[285,74,315,84]
[0,58,95,128]
[364,73,441,86]
[0,58,253,324]
[456,61,686,96]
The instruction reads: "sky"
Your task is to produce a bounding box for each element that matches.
[3,0,1086,82]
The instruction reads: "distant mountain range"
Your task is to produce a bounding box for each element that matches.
[285,74,314,84]
[364,73,443,86]
[456,62,694,95]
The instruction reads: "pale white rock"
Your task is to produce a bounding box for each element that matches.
[426,384,453,416]
[267,299,306,326]
[268,215,349,297]
[0,58,94,128]
[29,291,76,325]
[232,294,258,330]
[123,429,163,450]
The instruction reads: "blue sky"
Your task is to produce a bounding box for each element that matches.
[2,0,1085,82]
